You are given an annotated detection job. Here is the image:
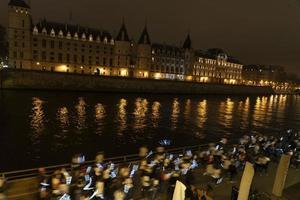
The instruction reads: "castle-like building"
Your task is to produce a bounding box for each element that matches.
[7,0,243,84]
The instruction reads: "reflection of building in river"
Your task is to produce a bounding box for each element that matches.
[116,99,127,135]
[57,107,69,132]
[30,97,45,135]
[133,98,148,131]
[75,97,87,130]
[239,98,250,129]
[219,98,234,129]
[171,98,180,130]
[95,103,106,135]
[151,101,160,128]
[197,100,207,129]
[184,99,191,124]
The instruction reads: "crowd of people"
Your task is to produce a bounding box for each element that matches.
[1,130,300,200]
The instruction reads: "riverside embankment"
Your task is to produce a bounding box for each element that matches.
[0,69,275,95]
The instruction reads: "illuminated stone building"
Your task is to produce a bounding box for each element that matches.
[150,44,185,80]
[7,0,243,84]
[192,49,243,84]
[243,65,287,85]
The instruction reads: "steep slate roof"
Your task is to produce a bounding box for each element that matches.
[116,23,130,41]
[195,49,242,64]
[152,43,184,57]
[8,0,30,8]
[182,34,192,49]
[138,26,151,45]
[34,19,112,40]
[227,56,242,64]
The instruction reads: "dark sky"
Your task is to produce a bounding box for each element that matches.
[1,0,300,76]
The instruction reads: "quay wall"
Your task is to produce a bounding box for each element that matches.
[0,69,275,95]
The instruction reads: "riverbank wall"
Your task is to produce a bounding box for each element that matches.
[0,69,275,95]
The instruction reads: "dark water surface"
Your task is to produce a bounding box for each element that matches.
[0,91,299,171]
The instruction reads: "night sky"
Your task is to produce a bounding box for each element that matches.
[1,0,299,76]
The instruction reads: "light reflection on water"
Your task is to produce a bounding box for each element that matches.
[29,95,296,143]
[133,98,148,131]
[116,98,127,135]
[197,100,207,129]
[95,103,106,135]
[1,92,299,171]
[171,98,180,130]
[57,107,69,132]
[30,97,45,135]
[75,97,87,130]
[151,101,160,128]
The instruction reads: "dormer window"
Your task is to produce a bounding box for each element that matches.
[58,30,63,38]
[96,36,101,43]
[67,32,71,39]
[89,34,93,42]
[82,33,86,41]
[50,29,55,37]
[33,26,38,35]
[104,37,108,44]
[42,28,47,35]
[110,39,114,45]
[74,32,79,40]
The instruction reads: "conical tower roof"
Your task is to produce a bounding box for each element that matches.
[116,21,130,41]
[183,33,192,49]
[138,25,151,45]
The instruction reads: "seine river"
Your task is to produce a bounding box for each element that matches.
[0,91,299,171]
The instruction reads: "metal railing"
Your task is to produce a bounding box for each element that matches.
[2,144,208,182]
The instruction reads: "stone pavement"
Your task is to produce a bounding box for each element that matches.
[4,163,300,200]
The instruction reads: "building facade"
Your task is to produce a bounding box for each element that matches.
[243,64,287,86]
[192,49,243,84]
[7,0,243,84]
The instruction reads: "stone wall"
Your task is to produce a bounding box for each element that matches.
[0,69,275,95]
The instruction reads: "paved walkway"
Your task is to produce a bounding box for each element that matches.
[4,163,300,200]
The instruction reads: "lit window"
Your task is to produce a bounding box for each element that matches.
[104,37,108,44]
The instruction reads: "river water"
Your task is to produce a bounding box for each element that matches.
[0,91,299,171]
